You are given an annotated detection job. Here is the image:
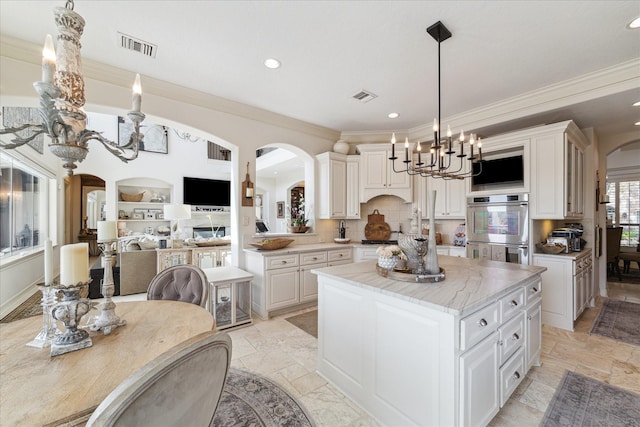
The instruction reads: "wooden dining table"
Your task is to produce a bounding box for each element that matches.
[0,300,215,426]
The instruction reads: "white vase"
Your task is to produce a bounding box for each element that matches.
[425,190,440,274]
[378,256,398,270]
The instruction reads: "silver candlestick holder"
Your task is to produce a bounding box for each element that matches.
[88,240,126,335]
[26,281,62,348]
[50,282,94,357]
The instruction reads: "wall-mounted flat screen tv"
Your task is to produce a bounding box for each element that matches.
[183,177,230,207]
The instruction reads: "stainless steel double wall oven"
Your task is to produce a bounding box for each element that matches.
[466,194,529,264]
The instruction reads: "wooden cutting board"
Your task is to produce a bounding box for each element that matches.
[365,210,391,240]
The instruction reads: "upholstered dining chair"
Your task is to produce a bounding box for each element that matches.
[86,331,231,427]
[606,226,623,281]
[147,264,209,308]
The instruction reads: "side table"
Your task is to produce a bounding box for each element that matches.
[203,266,253,330]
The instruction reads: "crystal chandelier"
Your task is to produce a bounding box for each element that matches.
[0,0,145,176]
[389,21,483,180]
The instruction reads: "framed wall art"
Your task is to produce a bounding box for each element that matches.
[276,201,285,219]
[118,116,168,154]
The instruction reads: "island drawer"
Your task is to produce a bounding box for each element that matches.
[498,312,524,366]
[266,254,299,270]
[499,347,525,406]
[525,279,542,306]
[328,248,352,263]
[499,287,525,323]
[300,251,328,265]
[460,301,499,351]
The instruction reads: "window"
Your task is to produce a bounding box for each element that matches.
[0,153,51,259]
[606,179,639,247]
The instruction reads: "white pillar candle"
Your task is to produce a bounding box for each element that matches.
[60,243,89,286]
[97,221,118,242]
[44,238,53,285]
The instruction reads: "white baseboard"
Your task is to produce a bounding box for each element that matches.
[0,283,39,319]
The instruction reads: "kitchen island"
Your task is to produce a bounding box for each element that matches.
[312,256,546,427]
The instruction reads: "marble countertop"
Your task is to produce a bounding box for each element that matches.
[312,256,546,317]
[532,248,592,260]
[243,242,354,255]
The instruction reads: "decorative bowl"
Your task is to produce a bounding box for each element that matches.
[250,238,294,250]
[195,240,231,247]
[119,191,145,202]
[334,238,351,244]
[536,242,566,254]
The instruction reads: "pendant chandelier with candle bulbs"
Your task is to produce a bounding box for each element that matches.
[389,21,483,180]
[0,0,145,176]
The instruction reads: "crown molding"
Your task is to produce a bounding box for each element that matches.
[0,35,340,142]
[340,59,640,143]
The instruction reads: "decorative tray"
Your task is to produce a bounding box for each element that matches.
[194,240,231,247]
[249,238,294,250]
[376,264,446,283]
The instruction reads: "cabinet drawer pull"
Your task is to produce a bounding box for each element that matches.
[478,318,488,327]
[512,333,520,341]
[531,287,538,293]
[512,371,521,380]
[281,260,287,264]
[312,257,318,260]
[510,300,518,307]
[339,254,344,257]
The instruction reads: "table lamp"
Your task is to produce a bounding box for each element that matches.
[164,204,192,248]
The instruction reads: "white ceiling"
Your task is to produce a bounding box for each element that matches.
[1,1,639,144]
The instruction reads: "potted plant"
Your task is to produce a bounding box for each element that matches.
[376,245,402,270]
[288,198,310,233]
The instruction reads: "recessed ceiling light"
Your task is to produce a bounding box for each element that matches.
[264,58,281,69]
[628,16,640,29]
[633,101,640,107]
[388,113,399,119]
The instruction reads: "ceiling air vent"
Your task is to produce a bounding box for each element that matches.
[118,32,157,58]
[352,90,377,103]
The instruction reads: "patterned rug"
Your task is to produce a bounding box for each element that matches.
[0,292,42,323]
[285,310,318,338]
[214,368,315,426]
[589,298,640,346]
[540,371,640,426]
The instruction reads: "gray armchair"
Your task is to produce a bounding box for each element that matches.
[86,331,231,427]
[147,264,209,308]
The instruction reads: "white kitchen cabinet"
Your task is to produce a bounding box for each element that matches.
[245,245,353,319]
[316,152,347,219]
[346,155,361,219]
[266,265,300,310]
[419,164,467,219]
[525,299,542,371]
[354,246,378,262]
[530,121,588,219]
[357,144,413,203]
[532,249,592,331]
[459,331,500,427]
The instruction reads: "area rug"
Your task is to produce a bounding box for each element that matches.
[589,298,640,346]
[0,291,42,323]
[44,368,315,427]
[285,310,317,338]
[213,368,315,426]
[540,370,640,426]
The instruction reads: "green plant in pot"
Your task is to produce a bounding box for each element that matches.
[289,198,310,233]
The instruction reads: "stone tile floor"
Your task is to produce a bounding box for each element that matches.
[112,280,639,427]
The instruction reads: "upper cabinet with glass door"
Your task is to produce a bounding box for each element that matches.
[529,121,588,219]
